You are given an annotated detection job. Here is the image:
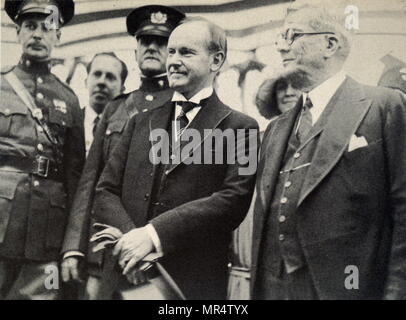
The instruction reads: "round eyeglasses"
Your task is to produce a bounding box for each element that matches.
[276,28,335,46]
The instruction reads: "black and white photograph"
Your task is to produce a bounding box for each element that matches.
[0,0,405,307]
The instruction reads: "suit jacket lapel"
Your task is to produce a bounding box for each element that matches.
[166,93,231,174]
[147,100,173,171]
[295,89,338,152]
[257,98,302,212]
[297,77,373,207]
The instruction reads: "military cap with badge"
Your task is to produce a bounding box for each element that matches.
[4,0,74,27]
[120,5,185,108]
[3,0,75,143]
[126,5,185,38]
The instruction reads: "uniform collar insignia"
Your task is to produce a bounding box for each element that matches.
[140,74,169,92]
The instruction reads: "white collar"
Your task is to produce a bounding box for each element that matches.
[303,70,346,124]
[172,86,214,105]
[84,105,99,123]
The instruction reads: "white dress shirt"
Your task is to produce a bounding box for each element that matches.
[145,86,215,255]
[84,106,100,156]
[171,86,214,141]
[303,70,347,125]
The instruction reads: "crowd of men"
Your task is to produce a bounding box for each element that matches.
[0,0,405,300]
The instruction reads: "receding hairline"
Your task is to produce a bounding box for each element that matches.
[172,19,212,40]
[173,17,227,57]
[87,52,128,84]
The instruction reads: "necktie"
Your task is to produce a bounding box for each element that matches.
[176,101,199,137]
[296,96,313,143]
[93,115,100,138]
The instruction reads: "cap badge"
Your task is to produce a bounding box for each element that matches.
[151,11,167,24]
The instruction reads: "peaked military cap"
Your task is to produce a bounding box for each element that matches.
[4,0,75,26]
[126,5,185,38]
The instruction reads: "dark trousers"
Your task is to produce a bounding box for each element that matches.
[257,264,318,300]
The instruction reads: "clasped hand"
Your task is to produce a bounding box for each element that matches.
[112,227,154,276]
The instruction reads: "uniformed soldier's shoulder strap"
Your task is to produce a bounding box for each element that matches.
[1,65,15,74]
[112,92,131,101]
[51,74,77,96]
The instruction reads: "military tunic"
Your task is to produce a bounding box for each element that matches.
[0,56,85,262]
[62,75,173,267]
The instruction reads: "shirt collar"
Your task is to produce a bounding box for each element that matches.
[172,86,214,105]
[303,70,346,109]
[84,106,99,124]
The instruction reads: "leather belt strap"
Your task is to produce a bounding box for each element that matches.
[0,154,64,181]
[4,71,59,146]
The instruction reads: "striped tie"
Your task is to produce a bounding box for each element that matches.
[176,101,198,138]
[296,96,313,143]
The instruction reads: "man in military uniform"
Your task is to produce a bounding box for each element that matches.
[60,5,185,299]
[0,0,85,299]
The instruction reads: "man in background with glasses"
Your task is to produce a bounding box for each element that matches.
[251,4,406,299]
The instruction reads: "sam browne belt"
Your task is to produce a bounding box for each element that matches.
[0,154,63,181]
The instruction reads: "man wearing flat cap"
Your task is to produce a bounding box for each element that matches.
[0,0,85,299]
[60,5,185,299]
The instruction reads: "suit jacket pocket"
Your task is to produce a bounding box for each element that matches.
[0,172,20,243]
[46,184,67,249]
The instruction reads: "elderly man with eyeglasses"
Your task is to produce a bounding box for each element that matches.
[251,4,406,300]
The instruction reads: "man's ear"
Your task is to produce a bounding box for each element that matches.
[121,85,126,93]
[210,51,225,73]
[324,34,339,58]
[16,24,21,35]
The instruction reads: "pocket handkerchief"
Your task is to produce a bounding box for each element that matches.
[348,134,368,152]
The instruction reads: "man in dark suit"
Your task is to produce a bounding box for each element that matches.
[83,53,128,155]
[92,17,259,299]
[60,5,185,299]
[251,4,406,300]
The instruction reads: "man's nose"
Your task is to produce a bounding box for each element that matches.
[146,40,159,51]
[32,27,43,39]
[167,53,181,67]
[275,37,290,53]
[97,74,107,85]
